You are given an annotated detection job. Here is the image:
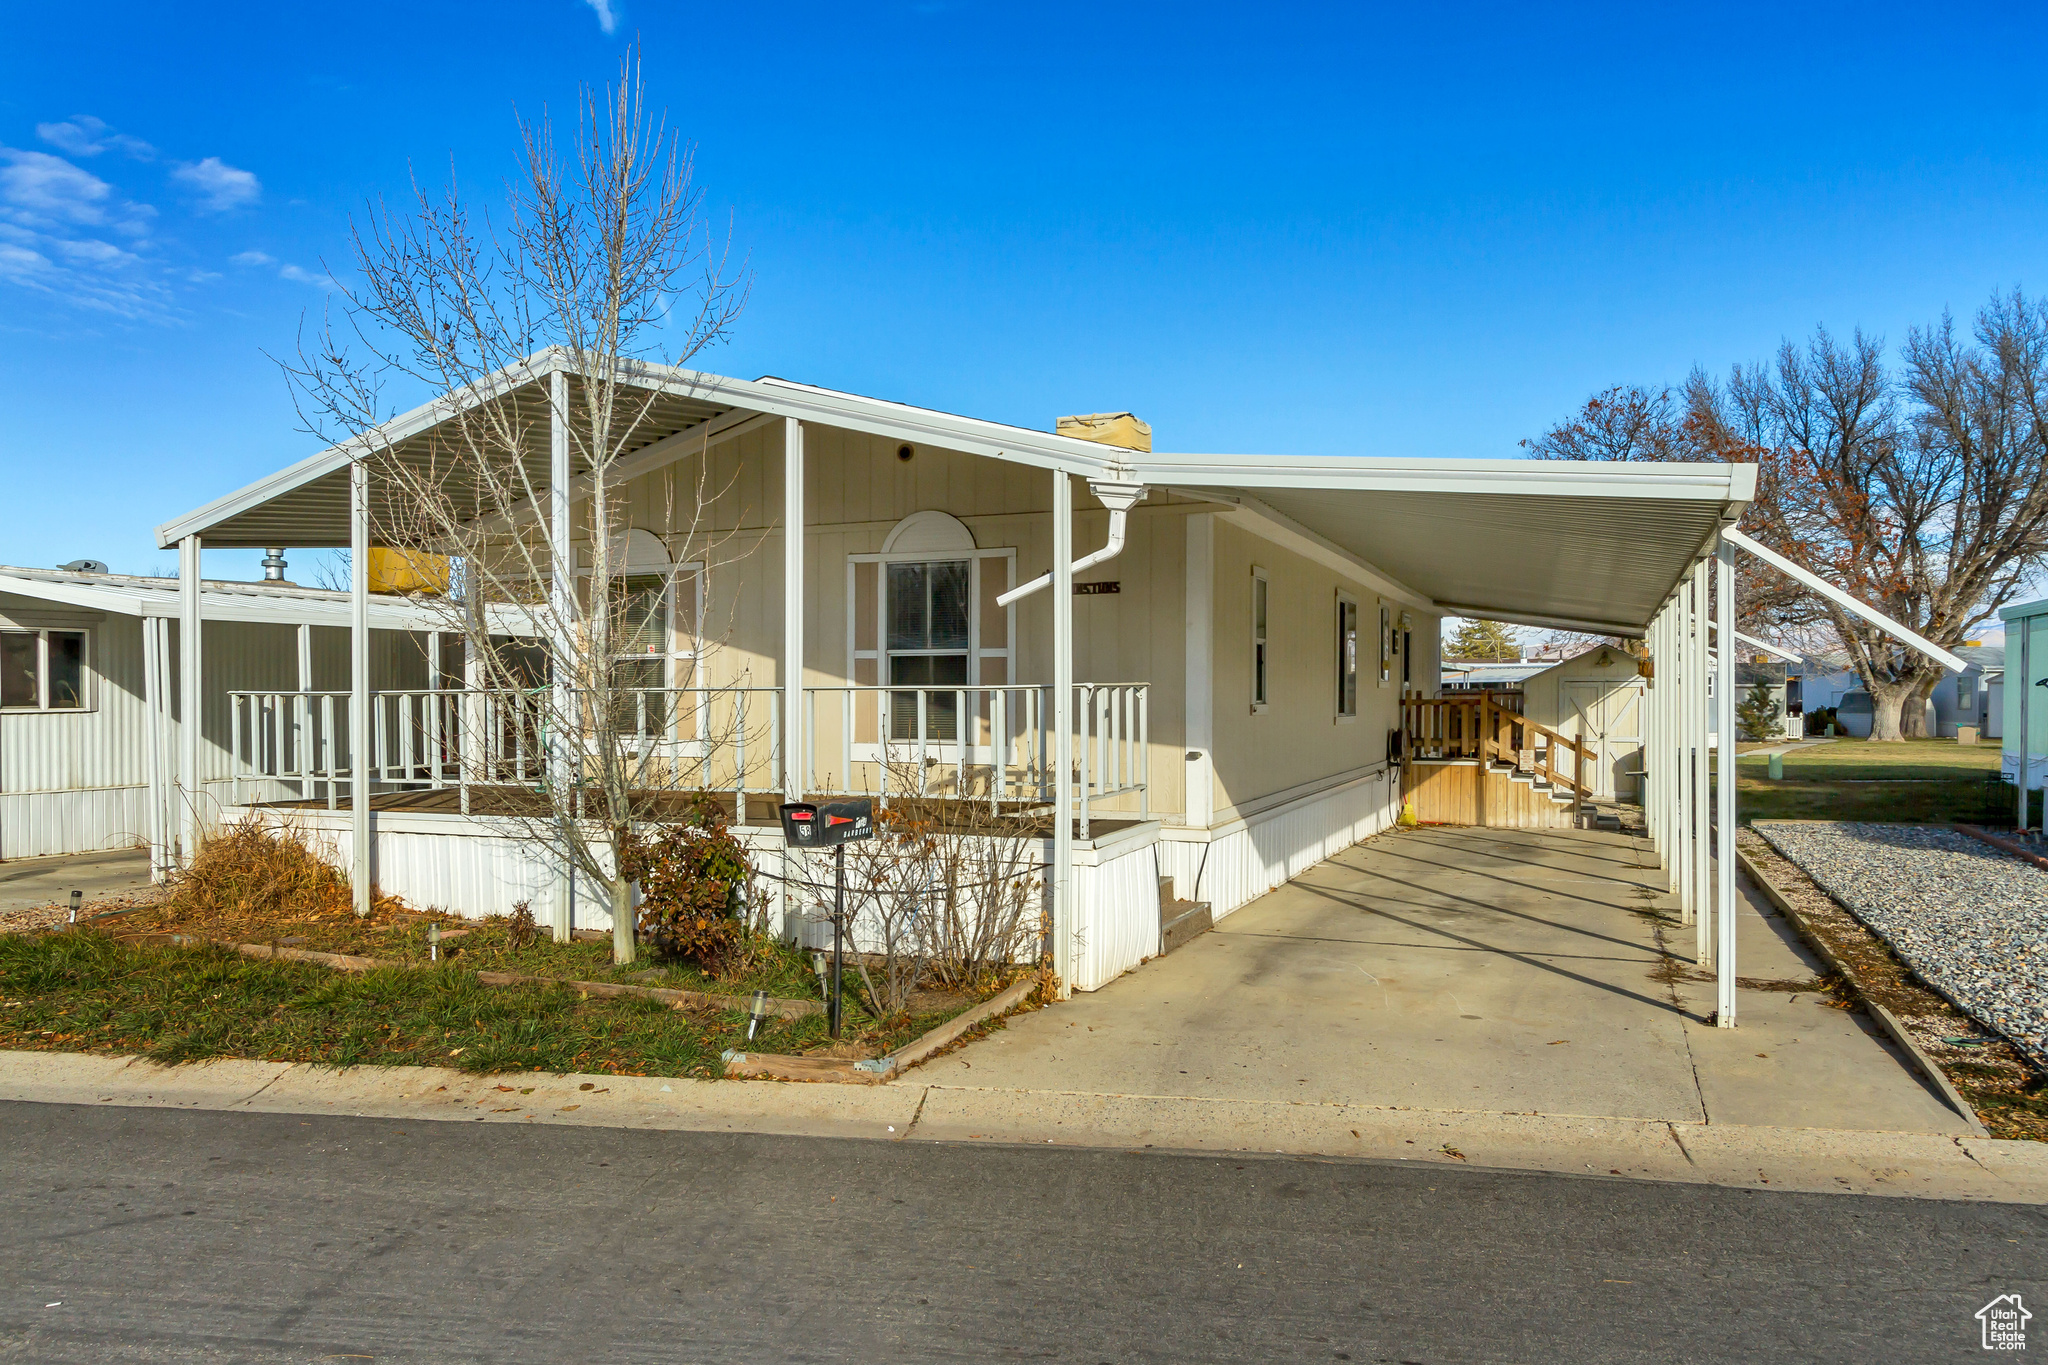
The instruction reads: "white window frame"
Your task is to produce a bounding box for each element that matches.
[0,626,94,713]
[1379,602,1393,688]
[579,562,705,756]
[1250,566,1269,713]
[847,547,1015,761]
[1335,590,1358,722]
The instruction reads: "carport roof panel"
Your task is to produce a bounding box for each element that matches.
[1138,455,1754,635]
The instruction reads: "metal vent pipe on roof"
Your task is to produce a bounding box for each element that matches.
[261,549,289,582]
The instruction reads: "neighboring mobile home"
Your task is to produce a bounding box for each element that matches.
[148,352,1755,992]
[0,563,454,866]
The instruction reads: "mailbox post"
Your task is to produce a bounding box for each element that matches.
[778,797,875,1038]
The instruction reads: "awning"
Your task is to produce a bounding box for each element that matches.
[1136,455,1754,636]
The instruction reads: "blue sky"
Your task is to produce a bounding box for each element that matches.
[3,2,2046,585]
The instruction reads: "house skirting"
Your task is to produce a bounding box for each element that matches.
[228,767,1396,994]
[1,778,299,861]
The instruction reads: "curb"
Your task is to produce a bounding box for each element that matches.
[5,1049,2046,1203]
[1735,846,1990,1138]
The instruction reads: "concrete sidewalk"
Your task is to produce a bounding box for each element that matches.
[3,1048,2043,1203]
[0,846,153,914]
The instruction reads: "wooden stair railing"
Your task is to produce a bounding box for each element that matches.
[1402,692,1593,823]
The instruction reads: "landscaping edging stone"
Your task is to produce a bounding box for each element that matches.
[722,976,1041,1084]
[110,931,825,1018]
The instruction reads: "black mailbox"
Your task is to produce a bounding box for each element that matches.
[779,797,874,848]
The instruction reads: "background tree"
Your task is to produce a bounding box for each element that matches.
[1526,292,2048,741]
[285,53,750,963]
[1735,679,1781,743]
[1444,618,1521,661]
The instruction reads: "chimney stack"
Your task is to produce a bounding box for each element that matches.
[1056,412,1152,453]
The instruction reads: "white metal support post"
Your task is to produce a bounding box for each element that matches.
[783,417,805,806]
[1691,559,1712,963]
[1645,608,1659,848]
[178,534,203,867]
[350,459,372,918]
[1183,512,1214,831]
[296,623,313,801]
[1715,538,1738,1024]
[141,615,166,881]
[1673,585,1689,909]
[1659,605,1673,862]
[1051,470,1075,996]
[548,369,574,942]
[2020,622,2033,832]
[462,588,483,817]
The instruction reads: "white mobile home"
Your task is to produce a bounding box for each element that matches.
[150,352,1754,993]
[0,565,457,866]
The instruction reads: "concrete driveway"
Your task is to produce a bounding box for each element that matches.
[948,825,1972,1135]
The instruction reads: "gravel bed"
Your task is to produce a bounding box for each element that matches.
[0,904,72,935]
[1753,821,2048,1070]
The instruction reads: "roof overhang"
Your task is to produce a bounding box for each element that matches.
[151,349,1754,637]
[156,350,1140,551]
[1145,456,1754,636]
[0,568,527,632]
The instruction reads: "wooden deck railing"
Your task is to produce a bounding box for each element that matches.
[1402,691,1592,814]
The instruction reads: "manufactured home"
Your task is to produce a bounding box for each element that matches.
[0,563,472,867]
[148,353,1755,993]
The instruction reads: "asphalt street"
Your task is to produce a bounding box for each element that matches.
[0,1101,2041,1364]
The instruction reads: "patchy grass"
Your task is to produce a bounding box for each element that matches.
[0,931,974,1075]
[1726,738,2006,824]
[111,820,836,1003]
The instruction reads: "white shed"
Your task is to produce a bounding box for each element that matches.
[0,565,452,867]
[1518,644,1647,801]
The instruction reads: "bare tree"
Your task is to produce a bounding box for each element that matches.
[1527,294,2048,740]
[283,51,751,962]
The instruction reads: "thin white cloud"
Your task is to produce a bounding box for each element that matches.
[231,248,326,288]
[0,148,114,226]
[582,0,618,33]
[172,156,260,213]
[0,146,168,319]
[0,216,171,319]
[36,116,154,161]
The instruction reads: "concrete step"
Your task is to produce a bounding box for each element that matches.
[1160,901,1213,955]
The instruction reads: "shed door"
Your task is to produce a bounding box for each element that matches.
[1565,680,1644,801]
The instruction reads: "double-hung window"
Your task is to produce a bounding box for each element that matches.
[607,575,671,739]
[1,629,88,711]
[887,559,971,740]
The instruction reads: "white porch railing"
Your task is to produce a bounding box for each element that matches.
[229,681,1148,835]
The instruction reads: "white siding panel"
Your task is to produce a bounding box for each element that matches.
[1070,838,1162,992]
[0,785,150,858]
[1158,769,1399,923]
